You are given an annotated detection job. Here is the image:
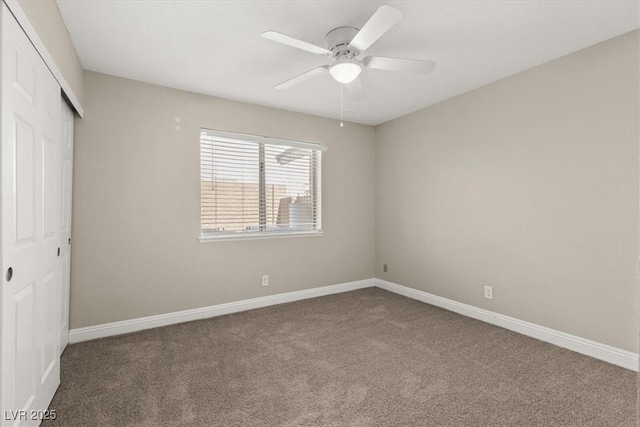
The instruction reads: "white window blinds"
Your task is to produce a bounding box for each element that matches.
[200,129,325,240]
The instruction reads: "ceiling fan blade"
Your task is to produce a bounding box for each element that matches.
[349,5,403,52]
[349,77,366,102]
[364,56,436,74]
[262,31,331,56]
[275,66,329,90]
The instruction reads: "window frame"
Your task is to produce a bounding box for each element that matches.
[198,128,326,242]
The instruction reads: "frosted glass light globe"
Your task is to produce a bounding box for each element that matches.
[329,61,362,84]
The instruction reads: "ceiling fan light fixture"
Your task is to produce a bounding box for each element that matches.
[329,59,362,84]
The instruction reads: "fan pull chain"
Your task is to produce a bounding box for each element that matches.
[340,83,344,128]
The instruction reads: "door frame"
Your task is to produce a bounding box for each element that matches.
[1,0,84,117]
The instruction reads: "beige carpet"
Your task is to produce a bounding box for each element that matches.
[44,288,637,426]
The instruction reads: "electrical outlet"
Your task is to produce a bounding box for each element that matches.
[383,264,388,273]
[484,285,493,300]
[262,275,269,287]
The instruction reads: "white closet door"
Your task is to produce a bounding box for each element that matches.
[1,4,61,425]
[59,101,73,353]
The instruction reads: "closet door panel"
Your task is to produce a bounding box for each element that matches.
[14,118,36,244]
[1,4,62,424]
[2,8,41,419]
[12,284,36,420]
[39,69,61,387]
[59,101,74,353]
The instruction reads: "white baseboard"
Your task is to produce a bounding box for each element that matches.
[68,278,375,344]
[69,276,639,372]
[375,278,639,372]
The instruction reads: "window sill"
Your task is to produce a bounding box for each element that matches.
[198,230,324,243]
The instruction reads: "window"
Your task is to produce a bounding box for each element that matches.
[200,129,326,241]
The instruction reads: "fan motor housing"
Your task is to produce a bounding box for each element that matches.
[325,26,359,58]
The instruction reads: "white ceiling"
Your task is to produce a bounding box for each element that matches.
[57,1,639,126]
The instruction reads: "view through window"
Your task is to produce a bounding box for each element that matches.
[200,129,324,239]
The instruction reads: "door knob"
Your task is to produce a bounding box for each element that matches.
[57,247,60,257]
[6,267,12,282]
[68,238,71,245]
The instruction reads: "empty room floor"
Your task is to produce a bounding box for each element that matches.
[44,288,636,426]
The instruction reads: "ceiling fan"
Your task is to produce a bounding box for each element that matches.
[262,5,436,97]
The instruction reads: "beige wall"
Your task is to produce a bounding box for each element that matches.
[376,30,639,352]
[19,0,84,106]
[72,31,638,354]
[71,71,376,328]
